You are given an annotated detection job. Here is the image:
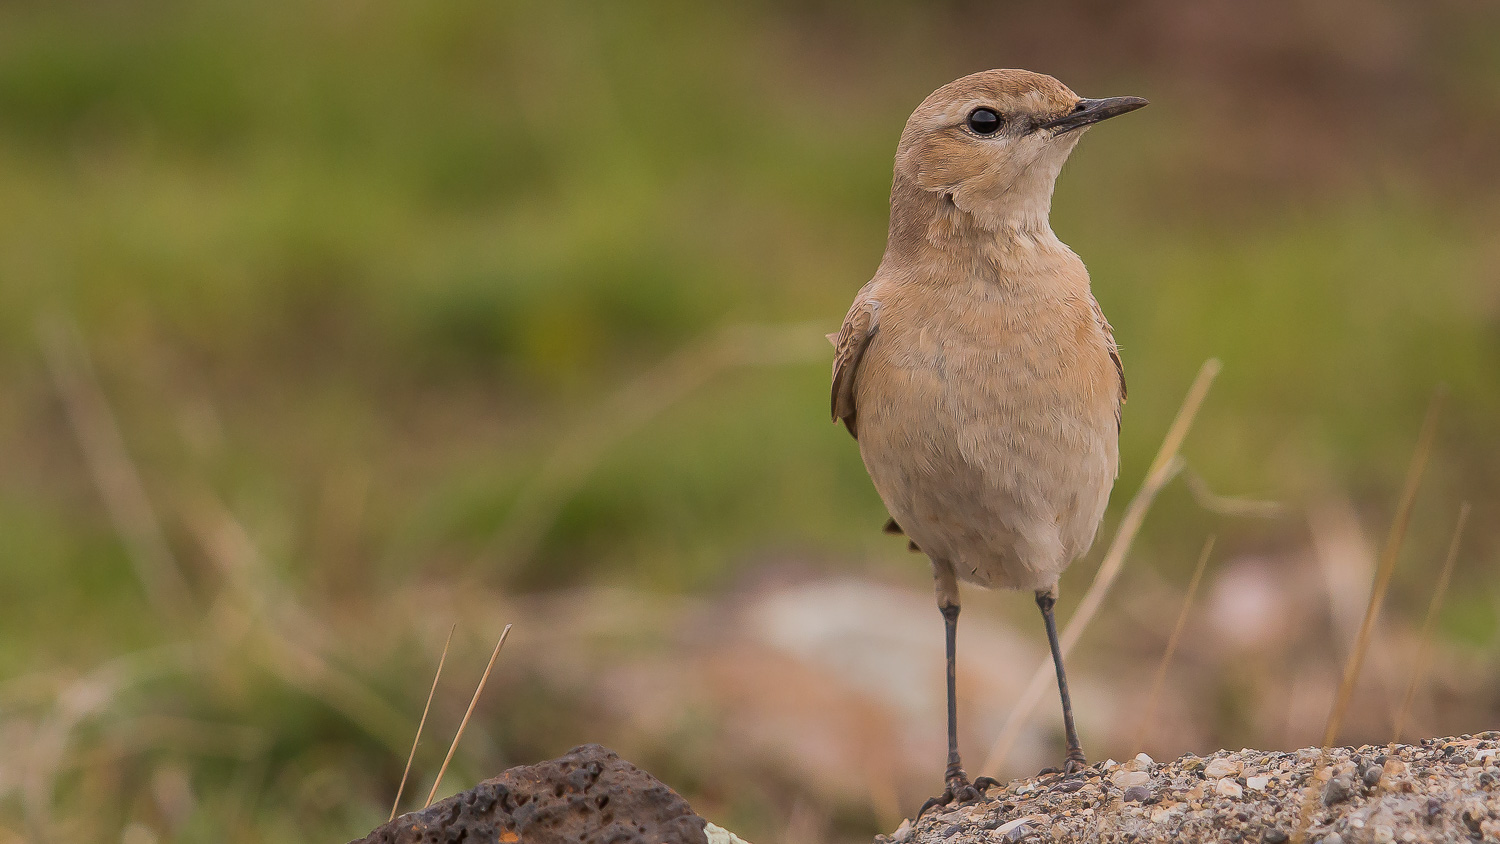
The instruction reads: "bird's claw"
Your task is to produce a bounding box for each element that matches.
[916,772,996,819]
[1038,750,1089,783]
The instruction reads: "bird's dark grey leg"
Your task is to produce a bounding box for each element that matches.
[1036,588,1087,775]
[941,601,963,780]
[917,563,998,818]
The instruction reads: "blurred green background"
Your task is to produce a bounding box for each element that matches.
[2,1,1498,842]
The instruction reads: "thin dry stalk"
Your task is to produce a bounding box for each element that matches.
[37,316,192,615]
[980,358,1221,776]
[1391,501,1469,744]
[1321,389,1444,749]
[1132,535,1215,751]
[1182,466,1287,519]
[391,625,456,821]
[1289,750,1332,844]
[425,624,513,808]
[183,494,413,752]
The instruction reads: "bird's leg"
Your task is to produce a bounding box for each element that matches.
[1036,587,1087,776]
[917,563,997,819]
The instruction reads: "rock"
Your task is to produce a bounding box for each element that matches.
[884,735,1498,844]
[705,823,752,844]
[891,819,913,843]
[1112,770,1151,789]
[1322,774,1354,806]
[1206,757,1244,779]
[1215,778,1244,798]
[356,744,711,844]
[994,815,1044,843]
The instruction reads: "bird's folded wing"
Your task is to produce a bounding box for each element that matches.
[829,296,880,439]
[1090,294,1126,431]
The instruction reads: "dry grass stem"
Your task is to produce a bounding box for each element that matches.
[980,358,1221,776]
[1391,501,1469,744]
[392,625,456,821]
[1132,535,1215,751]
[425,624,513,808]
[37,316,192,615]
[1321,388,1444,749]
[183,494,413,752]
[1182,466,1287,519]
[1289,749,1331,844]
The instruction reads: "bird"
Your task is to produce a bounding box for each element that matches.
[829,69,1146,815]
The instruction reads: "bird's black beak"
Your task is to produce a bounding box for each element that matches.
[1041,96,1149,134]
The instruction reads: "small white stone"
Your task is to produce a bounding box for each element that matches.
[995,817,1030,836]
[996,815,1049,838]
[1215,778,1244,798]
[1112,770,1151,789]
[1134,752,1154,767]
[705,823,754,844]
[1205,757,1243,779]
[890,819,913,843]
[1246,775,1271,791]
[1372,825,1393,844]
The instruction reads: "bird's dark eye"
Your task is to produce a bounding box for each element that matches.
[967,107,1002,135]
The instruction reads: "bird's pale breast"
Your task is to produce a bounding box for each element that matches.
[854,268,1120,592]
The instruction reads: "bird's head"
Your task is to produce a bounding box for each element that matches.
[892,69,1146,234]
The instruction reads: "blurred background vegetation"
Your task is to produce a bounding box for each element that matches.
[2,1,1498,842]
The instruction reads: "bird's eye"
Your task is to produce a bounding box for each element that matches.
[967,107,1002,136]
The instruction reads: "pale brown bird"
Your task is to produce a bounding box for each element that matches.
[830,69,1146,813]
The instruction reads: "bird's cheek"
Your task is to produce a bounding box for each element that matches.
[910,137,986,193]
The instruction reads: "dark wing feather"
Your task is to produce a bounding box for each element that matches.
[1090,295,1126,431]
[829,297,880,439]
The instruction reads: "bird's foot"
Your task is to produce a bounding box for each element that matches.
[1037,749,1089,782]
[916,767,999,819]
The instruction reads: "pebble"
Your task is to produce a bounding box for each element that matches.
[1206,758,1244,779]
[1122,786,1152,803]
[1245,775,1270,791]
[1323,774,1354,805]
[1360,764,1383,787]
[1111,771,1151,789]
[1319,834,1344,844]
[1264,829,1288,844]
[994,815,1043,843]
[1215,778,1244,798]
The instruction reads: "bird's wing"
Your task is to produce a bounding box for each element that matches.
[828,293,880,439]
[1090,295,1126,431]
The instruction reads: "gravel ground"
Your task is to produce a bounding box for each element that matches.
[880,734,1500,844]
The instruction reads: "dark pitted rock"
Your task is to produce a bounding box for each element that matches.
[355,744,708,844]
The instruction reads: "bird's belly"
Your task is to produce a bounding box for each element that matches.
[855,331,1118,591]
